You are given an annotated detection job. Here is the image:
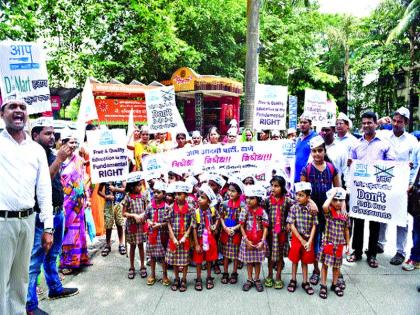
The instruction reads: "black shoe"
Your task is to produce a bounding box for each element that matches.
[376,245,384,254]
[48,287,79,299]
[390,253,405,266]
[27,307,49,315]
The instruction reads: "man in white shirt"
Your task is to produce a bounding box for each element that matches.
[0,98,53,315]
[376,107,418,265]
[335,112,358,156]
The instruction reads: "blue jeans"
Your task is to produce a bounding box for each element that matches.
[26,211,64,311]
[410,216,420,262]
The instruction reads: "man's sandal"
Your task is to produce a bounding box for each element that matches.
[255,279,264,292]
[101,245,111,257]
[331,284,344,297]
[264,277,274,288]
[287,279,297,293]
[229,272,238,284]
[194,278,203,291]
[171,278,180,291]
[319,284,328,299]
[242,280,254,292]
[309,272,320,285]
[146,276,156,285]
[128,268,136,280]
[347,252,362,263]
[302,282,315,295]
[221,272,229,284]
[206,277,215,290]
[179,279,187,292]
[367,256,379,268]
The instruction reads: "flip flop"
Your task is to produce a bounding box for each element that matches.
[274,279,284,289]
[101,245,111,257]
[128,268,135,280]
[264,277,274,288]
[140,267,148,278]
[147,276,156,285]
[161,278,171,286]
[118,244,126,255]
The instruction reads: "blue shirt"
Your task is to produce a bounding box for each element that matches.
[294,130,317,182]
[351,134,395,162]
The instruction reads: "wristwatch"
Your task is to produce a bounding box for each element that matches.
[44,228,54,234]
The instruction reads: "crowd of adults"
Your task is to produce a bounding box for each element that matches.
[0,95,419,315]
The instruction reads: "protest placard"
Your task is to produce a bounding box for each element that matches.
[142,140,295,183]
[288,95,298,129]
[145,85,188,134]
[348,160,409,226]
[0,41,51,114]
[253,84,288,130]
[304,88,327,127]
[87,129,129,184]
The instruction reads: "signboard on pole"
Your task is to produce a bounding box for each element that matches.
[288,95,297,129]
[0,41,51,114]
[253,84,288,130]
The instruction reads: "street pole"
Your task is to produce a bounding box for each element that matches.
[244,0,259,128]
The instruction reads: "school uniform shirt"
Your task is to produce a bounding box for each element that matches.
[323,210,350,245]
[286,203,318,239]
[239,207,269,235]
[145,200,169,258]
[193,207,220,238]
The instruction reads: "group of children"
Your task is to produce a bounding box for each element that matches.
[100,166,350,299]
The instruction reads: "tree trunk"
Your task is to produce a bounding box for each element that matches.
[408,25,416,132]
[244,0,260,128]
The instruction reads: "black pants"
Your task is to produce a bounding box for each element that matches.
[351,218,380,257]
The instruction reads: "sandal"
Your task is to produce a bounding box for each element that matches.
[140,267,148,278]
[206,277,215,290]
[229,272,238,284]
[147,276,156,285]
[101,245,111,257]
[171,278,180,291]
[367,256,379,268]
[337,276,346,290]
[179,279,187,292]
[319,284,328,299]
[302,282,315,295]
[194,278,203,291]
[255,279,264,292]
[118,244,126,255]
[238,261,243,269]
[264,277,274,288]
[61,268,73,275]
[274,279,284,289]
[162,278,171,286]
[287,279,297,293]
[347,252,362,263]
[221,272,229,284]
[213,264,221,275]
[128,268,135,280]
[242,280,254,292]
[309,272,320,285]
[331,284,344,297]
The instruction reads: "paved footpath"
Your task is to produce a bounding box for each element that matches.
[39,223,420,315]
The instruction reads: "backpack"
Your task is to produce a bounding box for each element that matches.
[305,162,335,181]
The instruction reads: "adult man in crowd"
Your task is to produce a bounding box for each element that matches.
[376,107,418,265]
[27,118,79,315]
[294,113,317,183]
[335,112,358,155]
[0,98,53,315]
[347,111,395,268]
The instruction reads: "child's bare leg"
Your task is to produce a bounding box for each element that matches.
[150,258,156,278]
[267,257,273,278]
[116,225,124,245]
[182,265,188,281]
[223,257,229,273]
[162,261,169,281]
[138,243,145,269]
[247,263,254,281]
[129,244,135,269]
[321,263,328,286]
[233,259,238,273]
[332,267,340,285]
[291,262,298,281]
[174,266,180,280]
[313,260,320,274]
[206,261,212,278]
[275,258,283,281]
[255,263,261,280]
[196,262,202,280]
[302,263,308,283]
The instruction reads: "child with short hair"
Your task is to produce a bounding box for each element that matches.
[192,184,220,291]
[121,172,147,280]
[165,182,194,292]
[219,177,245,285]
[239,185,269,292]
[286,182,318,295]
[318,187,350,299]
[145,181,170,286]
[265,175,294,289]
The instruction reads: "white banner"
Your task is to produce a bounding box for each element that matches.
[304,88,327,127]
[87,129,129,184]
[142,140,296,184]
[349,160,409,226]
[145,85,188,134]
[253,84,288,130]
[0,41,51,114]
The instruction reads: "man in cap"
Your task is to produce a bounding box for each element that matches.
[191,130,203,146]
[376,107,418,265]
[294,113,317,183]
[27,118,79,314]
[287,128,297,141]
[347,111,395,268]
[335,112,358,156]
[271,130,280,140]
[0,98,53,315]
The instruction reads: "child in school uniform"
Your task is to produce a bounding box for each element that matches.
[287,182,318,295]
[165,182,194,292]
[239,185,269,292]
[192,184,220,291]
[318,187,350,299]
[265,175,294,289]
[219,177,245,285]
[121,172,148,280]
[145,180,170,286]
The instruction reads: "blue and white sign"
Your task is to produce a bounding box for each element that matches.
[288,95,297,129]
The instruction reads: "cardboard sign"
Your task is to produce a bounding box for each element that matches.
[304,88,327,127]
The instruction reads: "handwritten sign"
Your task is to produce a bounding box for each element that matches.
[0,41,51,114]
[349,160,409,226]
[145,85,187,134]
[87,129,129,184]
[253,84,288,130]
[304,88,327,127]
